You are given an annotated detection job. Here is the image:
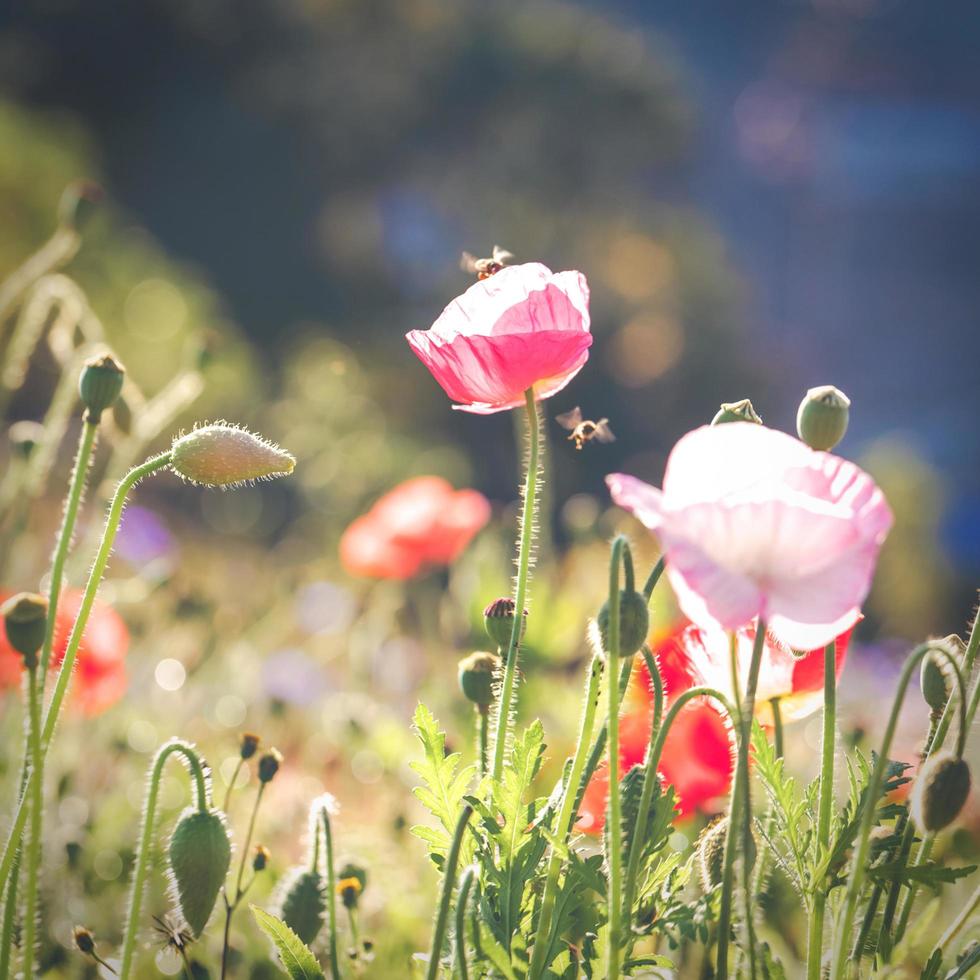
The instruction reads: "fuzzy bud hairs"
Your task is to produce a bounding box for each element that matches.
[170,422,295,488]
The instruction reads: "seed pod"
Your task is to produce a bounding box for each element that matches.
[712,399,762,426]
[170,423,295,488]
[596,589,650,658]
[483,597,527,649]
[1,593,48,665]
[458,651,500,710]
[168,808,232,936]
[79,354,125,423]
[911,753,971,832]
[796,385,850,451]
[72,926,96,955]
[278,868,326,945]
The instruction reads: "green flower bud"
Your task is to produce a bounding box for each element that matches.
[911,752,971,832]
[796,385,850,451]
[170,423,295,488]
[920,642,959,715]
[1,593,48,667]
[79,353,125,423]
[483,597,527,649]
[278,868,326,945]
[258,749,283,784]
[240,732,261,760]
[696,817,755,891]
[168,808,232,936]
[457,651,500,710]
[596,589,649,658]
[712,399,762,425]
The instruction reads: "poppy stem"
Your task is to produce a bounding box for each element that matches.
[749,697,782,950]
[807,642,838,979]
[527,652,603,979]
[477,707,489,779]
[320,804,342,980]
[425,805,472,980]
[827,640,967,980]
[120,739,209,979]
[490,389,540,783]
[717,621,766,980]
[454,864,477,980]
[19,665,42,980]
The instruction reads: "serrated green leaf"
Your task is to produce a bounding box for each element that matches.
[250,906,325,980]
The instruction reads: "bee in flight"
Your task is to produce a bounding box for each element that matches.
[460,245,515,280]
[555,406,616,450]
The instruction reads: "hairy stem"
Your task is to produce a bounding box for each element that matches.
[454,864,477,980]
[20,665,42,980]
[321,805,342,980]
[426,805,473,980]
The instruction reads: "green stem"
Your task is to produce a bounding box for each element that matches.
[937,878,980,953]
[426,805,473,980]
[827,641,966,980]
[642,556,666,603]
[807,642,838,979]
[717,621,767,980]
[749,698,782,940]
[605,537,627,980]
[20,665,42,980]
[223,758,244,814]
[478,709,489,780]
[120,739,209,979]
[491,389,540,783]
[321,804,342,980]
[527,654,604,979]
[0,847,20,979]
[222,783,266,980]
[454,864,477,980]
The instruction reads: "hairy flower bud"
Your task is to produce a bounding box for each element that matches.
[258,749,283,784]
[597,589,650,658]
[279,868,326,945]
[712,399,762,426]
[458,651,500,710]
[168,809,232,936]
[920,641,960,715]
[170,423,295,488]
[911,752,971,832]
[79,353,125,423]
[696,817,755,891]
[1,592,48,666]
[483,597,527,649]
[796,385,850,451]
[240,732,261,760]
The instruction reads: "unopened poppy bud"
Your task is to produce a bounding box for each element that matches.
[484,597,527,649]
[278,868,326,945]
[72,925,96,955]
[597,589,649,658]
[258,749,283,784]
[458,652,500,711]
[796,385,850,451]
[1,593,48,666]
[168,808,231,936]
[253,844,270,872]
[696,817,755,891]
[712,398,762,426]
[79,353,125,423]
[911,752,971,832]
[170,423,295,488]
[920,642,959,715]
[240,732,261,760]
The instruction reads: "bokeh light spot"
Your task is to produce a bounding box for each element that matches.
[155,658,186,692]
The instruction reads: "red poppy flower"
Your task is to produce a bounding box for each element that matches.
[340,477,490,580]
[0,590,129,717]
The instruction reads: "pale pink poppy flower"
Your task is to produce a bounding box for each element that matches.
[406,262,592,414]
[606,423,893,649]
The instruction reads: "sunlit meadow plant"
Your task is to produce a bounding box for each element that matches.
[2,195,980,980]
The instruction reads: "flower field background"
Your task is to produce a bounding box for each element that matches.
[1,2,980,978]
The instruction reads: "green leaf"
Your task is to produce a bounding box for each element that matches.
[250,906,325,980]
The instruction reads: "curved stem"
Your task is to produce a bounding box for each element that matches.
[20,665,42,980]
[223,758,244,814]
[527,654,604,979]
[807,642,838,979]
[491,389,540,783]
[642,556,666,603]
[426,805,473,980]
[222,783,266,980]
[605,537,627,980]
[454,864,477,980]
[827,641,966,980]
[120,739,208,979]
[717,622,767,980]
[320,805,342,980]
[0,846,20,979]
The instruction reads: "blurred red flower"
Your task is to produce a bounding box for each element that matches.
[340,477,491,580]
[0,590,129,717]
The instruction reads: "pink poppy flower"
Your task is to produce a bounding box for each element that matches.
[606,423,893,649]
[406,263,592,414]
[340,477,491,580]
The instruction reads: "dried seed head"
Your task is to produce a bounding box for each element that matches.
[911,752,971,832]
[167,808,232,936]
[712,398,762,426]
[483,597,527,649]
[72,926,96,955]
[253,844,270,872]
[278,868,326,945]
[79,353,125,423]
[1,592,48,665]
[240,732,261,760]
[258,748,283,784]
[458,651,500,710]
[596,589,650,659]
[170,423,295,488]
[796,385,851,451]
